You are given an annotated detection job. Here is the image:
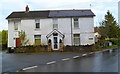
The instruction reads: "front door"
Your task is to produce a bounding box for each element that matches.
[16,38,21,47]
[53,36,58,50]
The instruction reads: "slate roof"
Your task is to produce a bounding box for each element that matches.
[49,10,95,17]
[6,9,95,19]
[6,11,49,19]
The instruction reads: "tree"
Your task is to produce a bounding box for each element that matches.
[99,10,119,39]
[19,30,29,46]
[1,30,8,50]
[2,30,8,44]
[0,31,2,44]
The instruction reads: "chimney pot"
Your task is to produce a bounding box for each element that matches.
[26,5,29,12]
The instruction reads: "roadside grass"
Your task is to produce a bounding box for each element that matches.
[103,45,118,49]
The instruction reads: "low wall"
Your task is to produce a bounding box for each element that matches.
[64,45,94,52]
[14,45,48,53]
[13,45,95,53]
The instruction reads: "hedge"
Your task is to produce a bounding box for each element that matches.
[109,39,120,46]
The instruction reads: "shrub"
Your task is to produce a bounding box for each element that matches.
[109,38,120,46]
[14,45,48,53]
[2,44,7,50]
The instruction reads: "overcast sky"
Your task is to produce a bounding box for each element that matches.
[0,0,119,31]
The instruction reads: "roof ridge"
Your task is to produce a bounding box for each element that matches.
[6,9,95,19]
[49,9,91,11]
[12,9,91,12]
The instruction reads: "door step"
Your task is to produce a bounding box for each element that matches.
[52,50,60,52]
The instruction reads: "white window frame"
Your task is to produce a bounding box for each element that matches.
[73,18,79,28]
[53,18,58,29]
[34,35,41,45]
[14,21,18,30]
[35,19,40,29]
[73,34,80,45]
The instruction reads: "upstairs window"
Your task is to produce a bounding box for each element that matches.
[34,35,41,45]
[74,34,80,45]
[74,18,79,28]
[14,21,18,30]
[35,19,40,29]
[53,18,58,29]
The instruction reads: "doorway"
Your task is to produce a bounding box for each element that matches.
[16,38,21,47]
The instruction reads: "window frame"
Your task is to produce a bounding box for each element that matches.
[73,18,79,28]
[53,18,58,29]
[14,21,18,30]
[73,34,80,45]
[35,19,40,29]
[34,35,41,45]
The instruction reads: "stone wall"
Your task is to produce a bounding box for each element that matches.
[12,44,94,53]
[14,45,48,53]
[64,45,94,52]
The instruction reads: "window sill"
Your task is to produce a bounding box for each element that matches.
[14,30,19,32]
[53,28,58,30]
[35,28,41,30]
[74,28,80,29]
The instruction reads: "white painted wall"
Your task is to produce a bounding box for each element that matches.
[8,20,14,47]
[58,18,72,45]
[8,17,95,48]
[80,33,95,45]
[72,17,95,45]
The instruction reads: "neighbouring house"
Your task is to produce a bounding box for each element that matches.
[94,32,101,42]
[6,5,95,50]
[94,27,101,42]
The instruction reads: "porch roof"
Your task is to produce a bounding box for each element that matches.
[46,29,65,38]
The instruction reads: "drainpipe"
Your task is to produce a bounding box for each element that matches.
[71,17,73,45]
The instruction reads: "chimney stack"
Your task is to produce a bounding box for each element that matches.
[25,5,29,12]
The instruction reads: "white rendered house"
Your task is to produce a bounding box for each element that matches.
[6,6,95,50]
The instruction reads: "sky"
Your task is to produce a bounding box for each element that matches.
[0,0,119,31]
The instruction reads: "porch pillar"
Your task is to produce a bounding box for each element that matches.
[48,39,52,52]
[59,39,64,52]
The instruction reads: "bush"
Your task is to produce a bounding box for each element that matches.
[96,40,109,47]
[109,39,120,46]
[14,45,48,53]
[64,45,94,52]
[2,44,7,50]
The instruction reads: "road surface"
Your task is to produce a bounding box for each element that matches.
[23,47,119,72]
[2,47,119,72]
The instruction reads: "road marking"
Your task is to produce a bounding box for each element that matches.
[22,66,38,71]
[73,56,79,59]
[62,58,70,61]
[47,61,56,65]
[82,54,87,56]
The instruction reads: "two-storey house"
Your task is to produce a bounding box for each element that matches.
[6,6,95,50]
